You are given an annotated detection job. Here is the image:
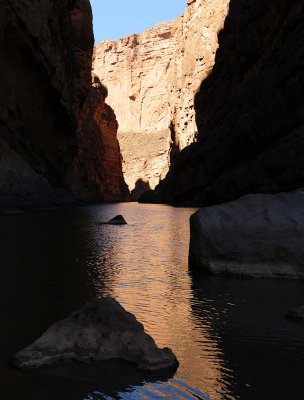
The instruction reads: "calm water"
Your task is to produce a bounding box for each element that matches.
[0,203,304,400]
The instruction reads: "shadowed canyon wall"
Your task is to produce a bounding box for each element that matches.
[0,0,128,208]
[143,0,304,205]
[93,0,230,198]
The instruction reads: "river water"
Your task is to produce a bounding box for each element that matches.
[0,203,304,399]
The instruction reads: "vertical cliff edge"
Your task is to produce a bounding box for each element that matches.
[0,0,128,209]
[142,0,304,205]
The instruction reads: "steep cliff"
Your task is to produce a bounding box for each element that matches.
[67,76,129,202]
[0,0,128,208]
[0,0,93,208]
[144,0,304,205]
[93,0,230,197]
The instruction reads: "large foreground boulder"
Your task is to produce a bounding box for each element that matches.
[14,297,178,372]
[189,190,304,278]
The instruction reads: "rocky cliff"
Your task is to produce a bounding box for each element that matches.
[144,0,304,205]
[68,75,129,202]
[0,0,128,209]
[93,0,230,197]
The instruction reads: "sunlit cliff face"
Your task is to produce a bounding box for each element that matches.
[93,0,230,197]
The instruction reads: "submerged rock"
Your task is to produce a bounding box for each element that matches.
[189,189,304,278]
[101,215,128,225]
[286,306,304,321]
[13,297,178,372]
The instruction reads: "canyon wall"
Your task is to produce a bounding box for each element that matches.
[93,0,230,197]
[0,0,128,208]
[143,0,304,205]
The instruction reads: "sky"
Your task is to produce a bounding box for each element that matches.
[90,0,187,43]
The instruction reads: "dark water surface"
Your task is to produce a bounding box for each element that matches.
[0,203,304,399]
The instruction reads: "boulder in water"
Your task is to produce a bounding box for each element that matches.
[101,215,127,225]
[189,189,304,278]
[13,297,178,372]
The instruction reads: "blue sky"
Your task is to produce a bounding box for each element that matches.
[90,0,187,43]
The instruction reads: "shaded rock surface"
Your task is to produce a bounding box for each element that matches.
[93,0,230,197]
[0,0,128,208]
[286,306,304,321]
[146,0,304,206]
[0,0,93,208]
[189,190,304,278]
[14,297,178,372]
[101,215,128,225]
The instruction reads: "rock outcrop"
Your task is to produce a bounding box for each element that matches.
[189,190,304,278]
[14,297,178,372]
[93,0,230,197]
[67,76,129,203]
[145,0,304,205]
[0,0,93,208]
[0,0,128,208]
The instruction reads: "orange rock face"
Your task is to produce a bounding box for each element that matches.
[68,76,129,202]
[93,0,230,197]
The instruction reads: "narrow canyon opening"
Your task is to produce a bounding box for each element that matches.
[91,0,229,200]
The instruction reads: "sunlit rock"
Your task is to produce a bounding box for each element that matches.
[14,297,178,371]
[189,190,304,278]
[93,0,230,197]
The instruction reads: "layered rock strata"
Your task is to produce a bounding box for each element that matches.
[93,0,230,197]
[189,190,304,278]
[14,297,178,372]
[0,0,128,208]
[145,0,304,205]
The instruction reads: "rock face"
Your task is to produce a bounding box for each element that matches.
[14,297,178,372]
[145,0,304,206]
[189,190,304,278]
[286,306,304,321]
[0,0,128,208]
[93,0,230,197]
[0,0,93,207]
[67,76,129,203]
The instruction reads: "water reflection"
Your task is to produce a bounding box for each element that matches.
[1,203,304,400]
[84,204,232,399]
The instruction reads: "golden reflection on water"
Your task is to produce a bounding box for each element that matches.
[86,204,234,400]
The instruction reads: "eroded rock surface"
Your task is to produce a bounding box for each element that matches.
[67,76,129,202]
[189,190,304,278]
[14,297,178,372]
[0,0,93,208]
[93,0,230,197]
[0,0,128,208]
[147,0,304,205]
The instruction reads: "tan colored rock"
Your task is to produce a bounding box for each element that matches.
[93,0,230,197]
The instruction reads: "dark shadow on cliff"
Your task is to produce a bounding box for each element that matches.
[141,0,304,206]
[130,179,151,201]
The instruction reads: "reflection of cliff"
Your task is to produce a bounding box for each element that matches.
[93,0,230,197]
[89,204,226,399]
[146,0,304,205]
